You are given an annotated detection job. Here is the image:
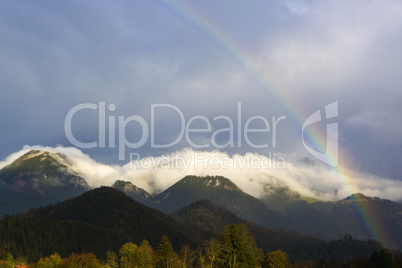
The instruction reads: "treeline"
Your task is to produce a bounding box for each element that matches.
[0,224,401,268]
[0,214,123,261]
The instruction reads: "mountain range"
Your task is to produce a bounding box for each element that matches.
[0,149,401,252]
[1,187,381,263]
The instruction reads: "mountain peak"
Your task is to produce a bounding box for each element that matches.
[181,175,242,191]
[111,180,151,203]
[20,149,45,160]
[344,193,370,202]
[203,176,238,190]
[4,150,73,174]
[0,149,89,189]
[151,175,288,228]
[0,149,91,215]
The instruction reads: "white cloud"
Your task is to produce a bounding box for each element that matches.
[2,146,401,202]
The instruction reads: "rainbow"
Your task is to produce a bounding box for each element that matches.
[153,0,391,249]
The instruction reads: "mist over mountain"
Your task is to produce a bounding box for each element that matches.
[2,146,402,203]
[0,148,401,251]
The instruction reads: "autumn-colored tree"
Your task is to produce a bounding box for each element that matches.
[133,240,157,268]
[266,250,290,268]
[178,245,195,268]
[36,253,63,268]
[105,251,119,268]
[59,253,101,268]
[119,242,138,268]
[0,252,15,268]
[198,239,225,268]
[15,255,29,267]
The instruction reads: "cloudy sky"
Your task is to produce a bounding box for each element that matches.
[1,0,402,200]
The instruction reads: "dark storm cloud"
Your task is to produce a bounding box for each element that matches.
[1,0,402,187]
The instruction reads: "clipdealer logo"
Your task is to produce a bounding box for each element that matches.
[64,102,286,161]
[302,101,338,167]
[64,101,339,168]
